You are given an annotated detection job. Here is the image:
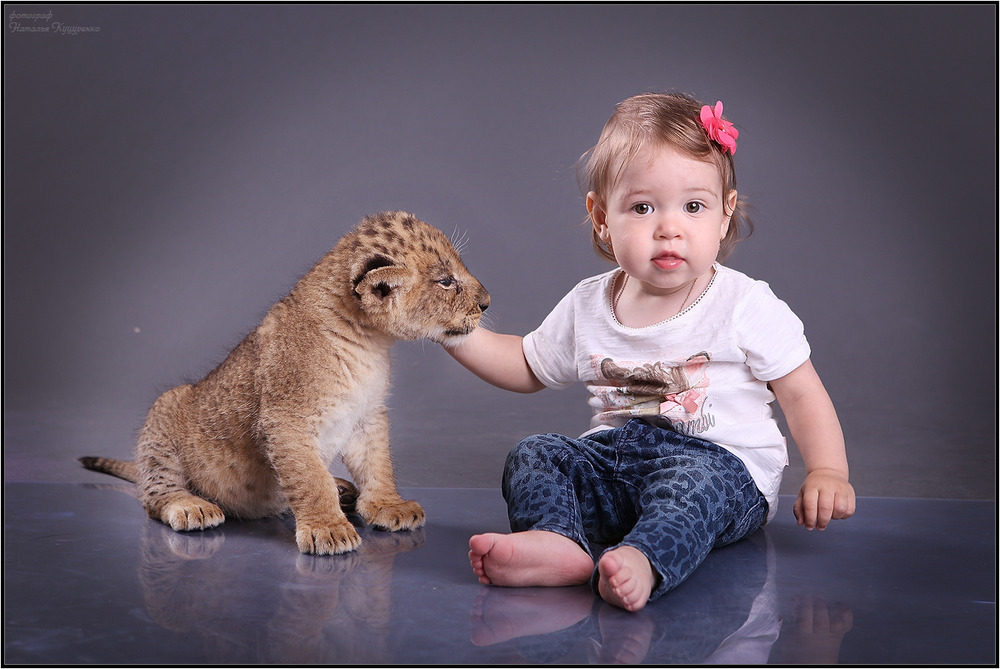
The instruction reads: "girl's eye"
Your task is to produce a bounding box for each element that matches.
[684,202,703,214]
[632,203,653,215]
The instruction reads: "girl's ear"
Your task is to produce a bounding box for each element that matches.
[721,189,738,239]
[587,191,608,240]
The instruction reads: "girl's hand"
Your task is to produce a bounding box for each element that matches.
[793,469,856,530]
[444,327,545,394]
[771,360,854,531]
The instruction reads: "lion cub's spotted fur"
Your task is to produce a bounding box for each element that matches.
[81,211,489,555]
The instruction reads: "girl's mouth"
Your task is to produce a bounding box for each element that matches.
[653,253,683,270]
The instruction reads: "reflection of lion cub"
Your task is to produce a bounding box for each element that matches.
[81,211,489,555]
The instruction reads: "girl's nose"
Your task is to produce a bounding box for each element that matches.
[654,213,682,238]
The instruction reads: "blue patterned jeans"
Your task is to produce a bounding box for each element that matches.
[502,419,768,601]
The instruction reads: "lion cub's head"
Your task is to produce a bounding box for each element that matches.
[344,211,489,345]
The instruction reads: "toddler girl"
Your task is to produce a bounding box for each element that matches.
[446,92,855,612]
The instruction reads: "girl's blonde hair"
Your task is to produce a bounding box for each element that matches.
[579,92,753,263]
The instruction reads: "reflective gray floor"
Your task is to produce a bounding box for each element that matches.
[3,482,995,665]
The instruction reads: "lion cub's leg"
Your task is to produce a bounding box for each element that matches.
[342,408,426,531]
[264,431,362,555]
[136,389,226,532]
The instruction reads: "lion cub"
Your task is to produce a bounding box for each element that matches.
[81,211,489,555]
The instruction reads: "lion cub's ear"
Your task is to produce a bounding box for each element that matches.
[354,262,415,312]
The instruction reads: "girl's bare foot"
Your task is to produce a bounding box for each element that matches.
[469,585,594,646]
[597,545,656,612]
[468,530,594,587]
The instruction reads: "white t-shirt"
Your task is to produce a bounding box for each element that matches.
[522,264,811,520]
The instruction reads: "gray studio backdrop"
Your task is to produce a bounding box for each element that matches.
[4,4,996,500]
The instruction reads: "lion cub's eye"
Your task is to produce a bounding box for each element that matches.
[437,276,457,289]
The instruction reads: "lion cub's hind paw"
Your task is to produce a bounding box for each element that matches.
[162,498,226,532]
[334,477,359,513]
[296,522,362,555]
[364,499,426,532]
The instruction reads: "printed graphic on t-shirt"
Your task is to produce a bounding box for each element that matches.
[590,352,713,430]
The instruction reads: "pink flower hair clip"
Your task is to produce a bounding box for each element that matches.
[699,101,738,155]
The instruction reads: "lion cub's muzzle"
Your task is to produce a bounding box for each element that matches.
[444,282,490,338]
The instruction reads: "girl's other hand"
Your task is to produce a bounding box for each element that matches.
[793,469,856,530]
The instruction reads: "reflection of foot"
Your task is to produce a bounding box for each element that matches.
[591,603,656,663]
[468,531,593,587]
[597,546,655,612]
[147,522,225,559]
[469,585,594,646]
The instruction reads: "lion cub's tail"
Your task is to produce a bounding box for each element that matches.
[79,456,139,483]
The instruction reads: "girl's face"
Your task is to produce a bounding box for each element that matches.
[589,144,736,297]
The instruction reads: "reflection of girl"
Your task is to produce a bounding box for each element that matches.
[448,93,855,611]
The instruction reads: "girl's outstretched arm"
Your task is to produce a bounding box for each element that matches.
[770,359,856,530]
[444,326,545,394]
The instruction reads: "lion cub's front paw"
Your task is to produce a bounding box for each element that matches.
[161,498,226,531]
[360,499,426,531]
[295,519,362,555]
